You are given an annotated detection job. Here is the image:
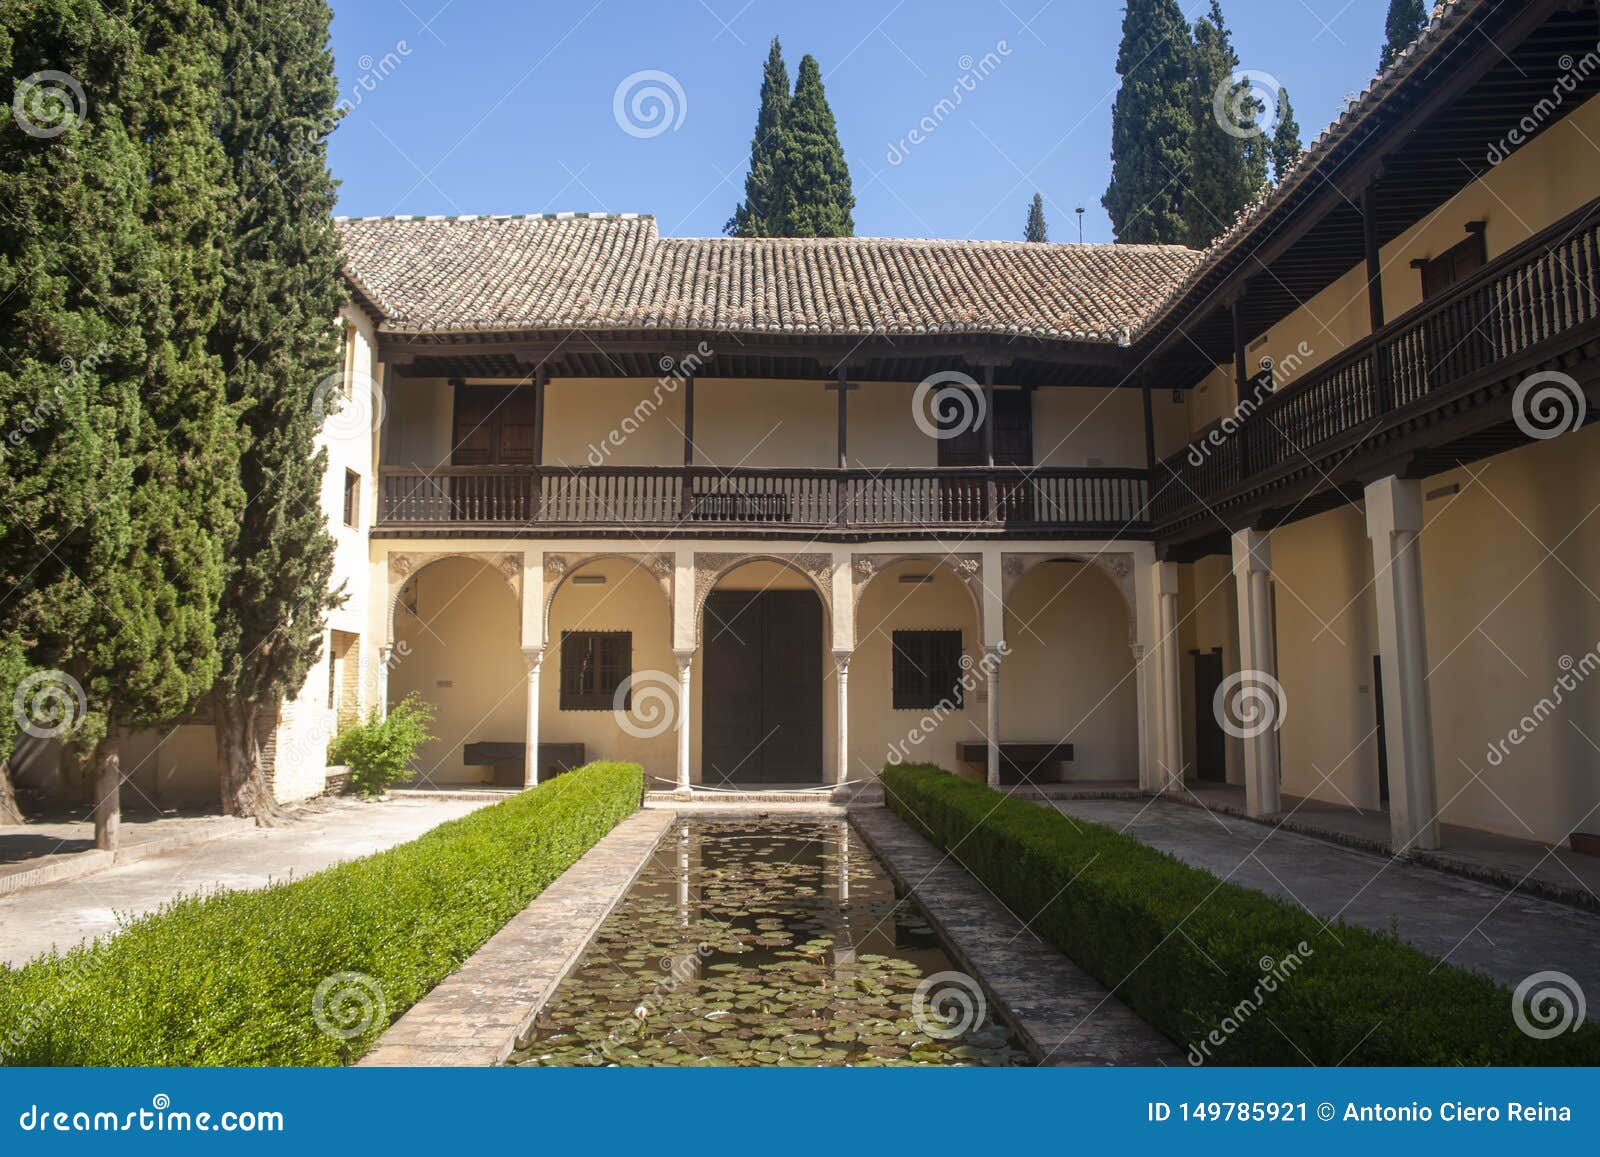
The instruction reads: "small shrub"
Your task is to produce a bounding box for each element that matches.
[0,760,644,1066]
[882,763,1600,1066]
[328,692,435,795]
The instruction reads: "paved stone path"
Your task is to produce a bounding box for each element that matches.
[1048,797,1600,1020]
[362,809,675,1066]
[0,796,490,967]
[852,808,1181,1065]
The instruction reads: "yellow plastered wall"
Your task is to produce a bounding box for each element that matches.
[1002,562,1139,779]
[390,556,525,784]
[853,562,981,778]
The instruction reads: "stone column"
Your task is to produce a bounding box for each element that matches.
[833,649,852,790]
[521,646,544,789]
[984,644,1005,788]
[1156,561,1183,792]
[674,648,695,796]
[1231,529,1282,817]
[1365,476,1440,852]
[376,644,392,721]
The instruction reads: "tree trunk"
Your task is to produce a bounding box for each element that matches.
[92,736,120,852]
[0,758,22,824]
[216,695,286,826]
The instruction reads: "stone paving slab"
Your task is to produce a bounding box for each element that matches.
[360,809,676,1067]
[0,815,249,897]
[849,807,1181,1066]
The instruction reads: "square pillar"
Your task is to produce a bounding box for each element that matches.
[1231,529,1282,817]
[1365,476,1440,851]
[1155,562,1183,793]
[521,646,543,788]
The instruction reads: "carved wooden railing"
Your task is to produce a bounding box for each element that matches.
[377,465,1150,532]
[1152,196,1600,526]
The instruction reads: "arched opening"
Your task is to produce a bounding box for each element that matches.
[544,556,676,787]
[1003,559,1138,783]
[698,560,828,786]
[391,556,522,784]
[853,558,984,779]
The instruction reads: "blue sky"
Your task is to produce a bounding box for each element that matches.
[328,0,1393,242]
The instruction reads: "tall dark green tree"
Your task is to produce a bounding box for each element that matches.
[1271,85,1304,182]
[726,37,790,237]
[1103,0,1194,244]
[1024,193,1049,242]
[1379,0,1427,72]
[0,0,148,824]
[80,0,243,849]
[1184,2,1267,249]
[207,0,345,822]
[774,54,855,237]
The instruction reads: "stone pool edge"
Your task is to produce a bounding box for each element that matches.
[849,807,1182,1067]
[359,808,677,1067]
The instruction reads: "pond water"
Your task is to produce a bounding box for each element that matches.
[510,817,1026,1067]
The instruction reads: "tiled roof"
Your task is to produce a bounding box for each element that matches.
[335,212,1201,344]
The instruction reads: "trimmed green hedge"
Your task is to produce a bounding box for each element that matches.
[0,761,643,1066]
[884,764,1600,1065]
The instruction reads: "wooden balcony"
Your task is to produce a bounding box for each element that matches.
[1152,196,1600,537]
[375,465,1150,537]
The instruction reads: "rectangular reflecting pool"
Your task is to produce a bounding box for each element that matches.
[510,817,1025,1066]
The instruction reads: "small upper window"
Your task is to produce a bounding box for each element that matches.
[560,631,632,711]
[891,630,965,710]
[1418,231,1487,300]
[343,469,360,528]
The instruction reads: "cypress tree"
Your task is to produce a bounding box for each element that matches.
[1103,0,1194,244]
[1379,0,1427,72]
[774,54,855,237]
[207,0,345,822]
[80,0,243,849]
[1184,2,1267,249]
[726,37,790,237]
[1271,85,1304,182]
[0,0,147,822]
[1024,193,1049,242]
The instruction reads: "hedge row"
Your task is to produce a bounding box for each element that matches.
[0,761,643,1066]
[883,764,1600,1065]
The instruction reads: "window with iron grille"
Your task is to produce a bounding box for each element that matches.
[560,631,632,710]
[891,630,964,710]
[343,469,360,528]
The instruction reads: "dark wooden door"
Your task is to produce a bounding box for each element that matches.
[1193,649,1226,783]
[702,590,823,784]
[937,389,1032,521]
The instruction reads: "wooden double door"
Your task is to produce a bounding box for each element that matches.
[701,590,824,784]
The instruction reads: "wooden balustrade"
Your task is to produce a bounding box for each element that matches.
[1151,196,1600,527]
[378,465,1149,532]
